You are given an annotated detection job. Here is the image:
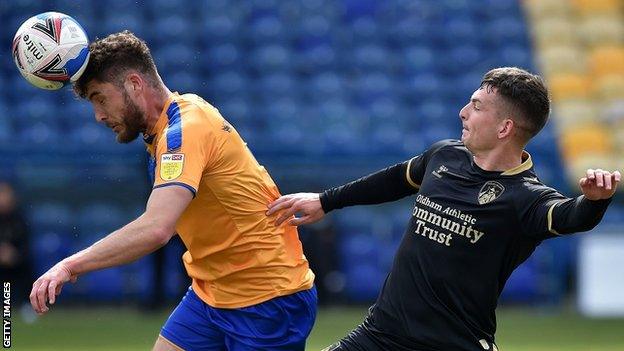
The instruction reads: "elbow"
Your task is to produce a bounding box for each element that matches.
[151,227,174,248]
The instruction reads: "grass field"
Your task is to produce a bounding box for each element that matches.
[9,306,624,350]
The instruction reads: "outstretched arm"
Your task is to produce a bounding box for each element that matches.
[29,185,193,314]
[551,169,620,234]
[267,162,416,226]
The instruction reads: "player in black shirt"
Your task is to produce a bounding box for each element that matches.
[266,67,620,351]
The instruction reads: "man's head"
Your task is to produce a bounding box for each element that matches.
[74,31,162,143]
[459,67,550,152]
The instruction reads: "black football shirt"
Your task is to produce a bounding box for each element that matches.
[321,139,610,351]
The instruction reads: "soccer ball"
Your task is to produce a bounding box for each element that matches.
[12,12,90,90]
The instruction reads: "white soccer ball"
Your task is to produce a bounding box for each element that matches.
[12,12,90,90]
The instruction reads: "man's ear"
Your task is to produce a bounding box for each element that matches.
[124,73,143,95]
[498,118,514,139]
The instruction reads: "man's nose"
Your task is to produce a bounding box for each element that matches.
[94,111,106,123]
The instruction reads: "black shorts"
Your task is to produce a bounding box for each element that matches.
[321,319,500,351]
[322,322,386,351]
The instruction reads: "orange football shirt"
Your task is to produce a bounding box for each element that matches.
[144,93,314,308]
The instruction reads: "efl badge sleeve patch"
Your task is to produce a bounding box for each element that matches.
[160,153,184,180]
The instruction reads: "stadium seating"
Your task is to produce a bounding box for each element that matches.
[2,0,620,305]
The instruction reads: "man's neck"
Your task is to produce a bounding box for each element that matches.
[144,85,173,133]
[472,144,524,172]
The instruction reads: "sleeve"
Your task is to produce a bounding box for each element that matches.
[518,183,611,239]
[153,109,219,196]
[319,139,456,213]
[319,161,415,213]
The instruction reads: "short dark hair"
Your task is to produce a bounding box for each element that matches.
[74,30,160,98]
[480,67,550,141]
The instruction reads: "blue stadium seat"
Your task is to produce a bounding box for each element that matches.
[483,17,528,47]
[68,123,115,151]
[148,0,192,16]
[28,202,73,232]
[353,73,393,104]
[370,124,405,154]
[218,97,253,127]
[351,44,392,72]
[346,17,383,43]
[402,45,436,75]
[200,15,240,46]
[202,44,243,72]
[18,122,62,149]
[206,71,250,103]
[153,44,198,72]
[437,44,486,77]
[388,18,441,48]
[254,73,297,100]
[78,267,125,301]
[78,202,127,233]
[403,73,445,101]
[248,44,293,73]
[438,16,480,48]
[166,71,201,93]
[416,100,459,130]
[246,15,287,44]
[295,16,333,50]
[30,230,74,276]
[100,13,145,39]
[496,44,534,70]
[295,44,338,73]
[305,72,346,101]
[150,16,195,46]
[61,100,93,127]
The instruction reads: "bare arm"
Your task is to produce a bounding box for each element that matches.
[30,185,193,314]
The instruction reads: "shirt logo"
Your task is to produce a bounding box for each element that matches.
[160,153,184,180]
[522,176,539,183]
[432,165,448,178]
[477,181,505,205]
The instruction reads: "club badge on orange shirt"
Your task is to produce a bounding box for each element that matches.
[160,153,184,180]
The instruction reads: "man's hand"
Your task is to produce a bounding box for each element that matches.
[579,169,621,200]
[267,193,325,226]
[30,261,77,314]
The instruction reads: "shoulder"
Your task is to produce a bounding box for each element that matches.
[170,94,227,136]
[511,175,562,204]
[425,139,469,159]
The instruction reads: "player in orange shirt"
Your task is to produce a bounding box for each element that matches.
[29,31,316,351]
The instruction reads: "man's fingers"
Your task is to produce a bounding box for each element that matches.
[48,281,57,305]
[613,170,621,183]
[30,281,41,313]
[288,217,307,226]
[266,197,294,216]
[586,169,595,180]
[267,195,291,210]
[604,171,612,190]
[275,206,299,226]
[36,282,49,313]
[579,177,588,187]
[595,169,604,187]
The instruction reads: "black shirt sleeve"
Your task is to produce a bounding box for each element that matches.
[319,139,457,213]
[518,181,612,239]
[319,161,415,213]
[550,196,611,235]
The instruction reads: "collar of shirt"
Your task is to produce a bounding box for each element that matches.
[143,92,179,145]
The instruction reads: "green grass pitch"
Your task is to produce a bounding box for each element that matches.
[9,306,624,350]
